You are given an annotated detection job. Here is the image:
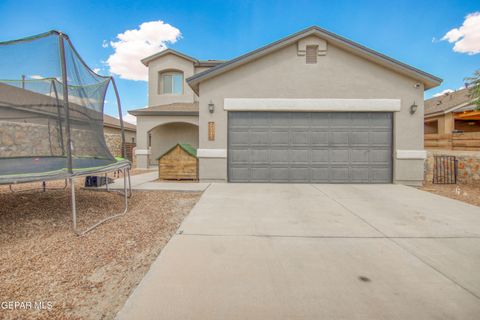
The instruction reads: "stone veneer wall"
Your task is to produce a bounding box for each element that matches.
[104,133,122,157]
[1,121,110,158]
[425,150,480,184]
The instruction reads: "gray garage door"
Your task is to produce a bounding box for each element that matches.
[228,112,392,183]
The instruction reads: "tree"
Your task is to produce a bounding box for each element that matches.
[465,70,480,110]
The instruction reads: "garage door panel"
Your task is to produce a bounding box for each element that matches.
[250,149,269,163]
[289,167,310,181]
[270,113,291,126]
[251,167,270,181]
[270,167,289,181]
[250,131,270,145]
[350,168,370,182]
[228,112,392,183]
[311,167,329,181]
[330,168,349,182]
[330,149,349,163]
[350,132,370,145]
[310,131,329,146]
[229,130,249,145]
[271,149,290,164]
[290,149,309,163]
[350,149,369,163]
[292,131,309,145]
[271,130,290,145]
[370,149,391,163]
[330,132,349,145]
[372,168,391,182]
[371,131,392,145]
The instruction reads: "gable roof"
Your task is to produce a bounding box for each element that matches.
[128,102,199,116]
[424,87,475,117]
[103,114,136,131]
[158,143,197,159]
[141,48,225,67]
[187,26,442,93]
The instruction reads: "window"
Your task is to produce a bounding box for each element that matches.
[159,71,183,94]
[306,45,318,64]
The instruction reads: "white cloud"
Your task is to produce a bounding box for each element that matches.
[441,12,480,55]
[30,75,44,79]
[106,20,181,81]
[433,89,454,97]
[122,113,137,125]
[102,40,109,48]
[92,68,101,74]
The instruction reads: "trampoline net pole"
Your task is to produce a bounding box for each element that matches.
[111,77,126,159]
[58,33,73,173]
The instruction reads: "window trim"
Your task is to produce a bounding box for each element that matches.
[158,70,184,95]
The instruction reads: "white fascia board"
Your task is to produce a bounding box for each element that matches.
[197,149,227,158]
[224,98,401,112]
[396,150,427,160]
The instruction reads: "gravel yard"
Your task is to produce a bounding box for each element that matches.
[420,183,480,207]
[0,177,201,319]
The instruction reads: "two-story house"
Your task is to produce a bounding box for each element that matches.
[129,50,223,167]
[130,26,441,185]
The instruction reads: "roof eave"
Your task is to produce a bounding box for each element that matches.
[187,26,442,92]
[141,49,199,66]
[128,110,199,116]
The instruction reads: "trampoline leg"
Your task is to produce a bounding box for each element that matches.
[127,168,132,198]
[70,178,77,232]
[72,167,129,236]
[42,181,46,192]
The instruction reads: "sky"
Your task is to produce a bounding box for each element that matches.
[0,0,479,124]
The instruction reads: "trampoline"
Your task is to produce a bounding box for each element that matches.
[0,30,131,235]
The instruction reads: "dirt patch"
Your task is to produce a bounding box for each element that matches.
[0,179,201,319]
[420,183,480,207]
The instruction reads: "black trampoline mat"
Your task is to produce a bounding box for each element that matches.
[0,156,117,176]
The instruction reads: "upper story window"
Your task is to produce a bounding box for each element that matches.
[159,71,183,94]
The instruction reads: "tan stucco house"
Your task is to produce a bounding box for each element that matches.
[130,26,442,185]
[425,88,479,135]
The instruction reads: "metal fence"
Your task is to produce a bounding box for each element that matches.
[433,155,457,184]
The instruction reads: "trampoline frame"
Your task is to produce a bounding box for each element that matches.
[0,31,132,235]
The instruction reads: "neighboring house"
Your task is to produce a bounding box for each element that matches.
[103,114,137,144]
[102,114,136,160]
[425,88,479,134]
[424,88,480,150]
[131,26,441,185]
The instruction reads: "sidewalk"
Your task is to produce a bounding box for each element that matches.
[108,171,210,192]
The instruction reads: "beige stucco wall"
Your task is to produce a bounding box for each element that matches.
[149,122,199,165]
[135,115,198,168]
[197,38,426,184]
[147,55,196,106]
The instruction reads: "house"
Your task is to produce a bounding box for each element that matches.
[103,114,137,144]
[424,88,479,135]
[424,88,480,150]
[130,26,442,185]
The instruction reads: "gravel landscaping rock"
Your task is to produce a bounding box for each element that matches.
[0,179,201,319]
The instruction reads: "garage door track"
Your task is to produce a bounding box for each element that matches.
[117,184,480,320]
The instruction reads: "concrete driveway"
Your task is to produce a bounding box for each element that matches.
[117,184,480,320]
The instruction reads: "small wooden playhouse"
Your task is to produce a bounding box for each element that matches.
[157,143,198,180]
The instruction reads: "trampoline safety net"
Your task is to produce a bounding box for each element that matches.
[0,30,127,183]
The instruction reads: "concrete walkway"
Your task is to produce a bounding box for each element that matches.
[107,171,210,192]
[117,184,480,320]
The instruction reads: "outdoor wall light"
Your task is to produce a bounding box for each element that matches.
[208,101,215,113]
[410,102,418,115]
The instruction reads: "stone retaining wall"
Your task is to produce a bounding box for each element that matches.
[425,150,480,184]
[1,121,113,158]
